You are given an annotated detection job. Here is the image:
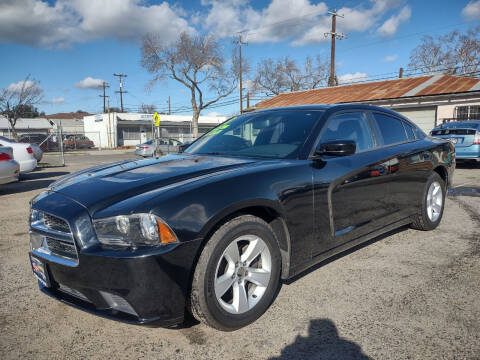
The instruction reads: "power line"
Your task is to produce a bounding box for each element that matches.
[325,9,345,87]
[233,34,248,113]
[98,82,109,113]
[113,73,127,112]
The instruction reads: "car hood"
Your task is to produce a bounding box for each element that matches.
[48,154,258,213]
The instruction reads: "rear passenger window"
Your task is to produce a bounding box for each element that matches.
[373,113,408,146]
[321,112,374,152]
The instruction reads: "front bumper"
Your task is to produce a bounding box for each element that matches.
[30,239,201,326]
[29,191,202,326]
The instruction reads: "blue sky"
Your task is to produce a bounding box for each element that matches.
[0,0,479,117]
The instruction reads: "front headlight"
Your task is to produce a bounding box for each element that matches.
[93,213,178,248]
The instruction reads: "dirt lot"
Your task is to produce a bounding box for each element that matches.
[1,152,479,360]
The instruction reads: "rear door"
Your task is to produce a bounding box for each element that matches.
[370,112,431,220]
[312,111,400,255]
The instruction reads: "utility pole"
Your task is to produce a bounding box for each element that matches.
[234,34,247,113]
[325,10,345,87]
[113,73,127,112]
[399,67,404,78]
[168,96,171,115]
[99,82,109,113]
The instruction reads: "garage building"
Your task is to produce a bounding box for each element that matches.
[252,74,480,133]
[83,112,227,149]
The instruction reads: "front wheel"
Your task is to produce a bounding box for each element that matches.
[411,172,446,231]
[190,215,281,331]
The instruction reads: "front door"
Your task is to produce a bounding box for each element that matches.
[312,111,399,256]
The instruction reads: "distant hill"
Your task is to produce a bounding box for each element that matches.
[45,112,91,119]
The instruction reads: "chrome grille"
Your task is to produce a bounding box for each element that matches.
[30,210,79,266]
[46,237,77,258]
[43,213,70,233]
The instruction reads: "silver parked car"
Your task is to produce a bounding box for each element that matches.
[135,138,183,157]
[0,146,20,185]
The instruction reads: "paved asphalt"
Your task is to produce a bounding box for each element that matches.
[0,152,479,359]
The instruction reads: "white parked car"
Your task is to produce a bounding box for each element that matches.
[0,146,20,184]
[0,136,37,173]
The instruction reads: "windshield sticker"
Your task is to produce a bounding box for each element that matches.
[205,118,236,136]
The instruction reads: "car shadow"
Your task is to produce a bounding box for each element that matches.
[269,318,371,359]
[286,226,409,284]
[1,171,70,195]
[455,161,480,169]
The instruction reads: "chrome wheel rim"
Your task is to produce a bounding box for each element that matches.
[214,235,272,314]
[427,181,443,222]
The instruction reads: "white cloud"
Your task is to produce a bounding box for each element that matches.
[201,0,407,46]
[462,0,480,20]
[75,77,105,90]
[51,97,65,104]
[384,54,398,62]
[338,72,368,84]
[7,80,37,93]
[377,5,411,37]
[0,0,195,47]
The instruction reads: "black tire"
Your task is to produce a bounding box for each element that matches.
[411,172,446,231]
[190,215,281,331]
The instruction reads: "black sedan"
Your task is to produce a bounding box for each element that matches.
[29,104,455,331]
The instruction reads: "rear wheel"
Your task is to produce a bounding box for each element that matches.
[411,172,445,231]
[190,215,281,331]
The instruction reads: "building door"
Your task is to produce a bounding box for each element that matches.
[395,107,436,134]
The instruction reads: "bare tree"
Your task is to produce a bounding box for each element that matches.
[140,104,157,113]
[408,27,480,76]
[253,56,328,95]
[141,32,238,138]
[0,75,43,140]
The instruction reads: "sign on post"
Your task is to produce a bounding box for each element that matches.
[153,112,160,127]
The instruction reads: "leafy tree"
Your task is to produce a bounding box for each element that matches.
[253,56,328,95]
[0,75,43,140]
[408,26,480,75]
[141,32,239,138]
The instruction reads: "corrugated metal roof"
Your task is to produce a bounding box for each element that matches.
[254,74,480,109]
[0,116,53,129]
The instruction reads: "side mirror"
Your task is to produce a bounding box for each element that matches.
[178,142,191,153]
[315,140,356,157]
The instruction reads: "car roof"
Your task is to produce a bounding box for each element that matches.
[252,103,404,117]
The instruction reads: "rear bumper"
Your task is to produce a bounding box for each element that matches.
[30,238,202,326]
[135,148,153,157]
[454,144,480,160]
[19,158,37,173]
[0,160,20,184]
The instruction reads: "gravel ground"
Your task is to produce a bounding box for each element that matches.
[0,153,479,360]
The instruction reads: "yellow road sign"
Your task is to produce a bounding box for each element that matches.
[153,112,160,127]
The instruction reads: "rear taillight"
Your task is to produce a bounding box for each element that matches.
[141,146,149,149]
[27,147,33,154]
[0,153,12,161]
[474,132,480,145]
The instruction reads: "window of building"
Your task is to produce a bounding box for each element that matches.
[455,105,480,120]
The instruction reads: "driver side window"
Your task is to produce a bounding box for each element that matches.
[320,112,374,153]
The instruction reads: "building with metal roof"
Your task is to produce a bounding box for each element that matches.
[252,74,480,133]
[0,116,54,137]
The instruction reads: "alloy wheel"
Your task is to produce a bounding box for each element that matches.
[426,181,443,222]
[214,235,272,314]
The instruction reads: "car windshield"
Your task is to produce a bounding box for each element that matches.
[185,110,323,159]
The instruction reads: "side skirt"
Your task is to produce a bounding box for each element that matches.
[288,216,412,279]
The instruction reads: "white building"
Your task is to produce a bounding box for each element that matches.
[83,112,227,148]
